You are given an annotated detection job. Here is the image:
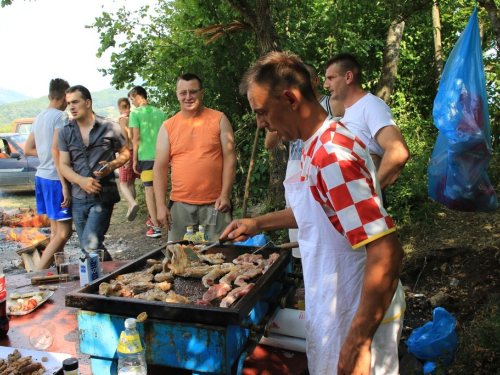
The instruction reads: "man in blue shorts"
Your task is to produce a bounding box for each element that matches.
[25,78,73,270]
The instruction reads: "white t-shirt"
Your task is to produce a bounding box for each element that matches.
[31,108,69,180]
[341,93,396,157]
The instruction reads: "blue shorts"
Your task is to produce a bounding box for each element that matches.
[35,177,72,221]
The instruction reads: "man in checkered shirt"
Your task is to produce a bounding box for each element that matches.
[221,51,405,375]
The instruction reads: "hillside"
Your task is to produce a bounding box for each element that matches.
[0,88,129,124]
[0,88,32,106]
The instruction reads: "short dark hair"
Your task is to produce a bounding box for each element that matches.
[177,73,203,88]
[66,85,92,103]
[239,51,316,101]
[49,78,69,101]
[325,53,363,85]
[117,97,130,108]
[128,86,148,100]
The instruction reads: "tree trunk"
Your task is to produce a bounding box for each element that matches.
[493,113,500,150]
[431,0,444,84]
[479,0,500,50]
[375,19,405,104]
[227,0,287,212]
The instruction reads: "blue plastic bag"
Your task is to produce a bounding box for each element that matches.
[405,307,458,366]
[234,234,269,246]
[428,7,498,212]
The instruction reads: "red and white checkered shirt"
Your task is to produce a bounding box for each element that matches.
[301,120,395,249]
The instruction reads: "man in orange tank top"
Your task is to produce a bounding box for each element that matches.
[154,74,236,241]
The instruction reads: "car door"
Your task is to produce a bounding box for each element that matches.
[0,137,30,189]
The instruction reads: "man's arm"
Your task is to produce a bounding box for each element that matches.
[375,126,409,190]
[132,127,140,174]
[51,129,71,208]
[337,232,403,374]
[220,208,297,242]
[93,146,130,179]
[24,133,37,157]
[153,126,172,229]
[216,115,236,213]
[264,130,281,150]
[59,150,102,195]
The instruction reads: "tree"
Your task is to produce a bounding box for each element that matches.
[432,0,444,82]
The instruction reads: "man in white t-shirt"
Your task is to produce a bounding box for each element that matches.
[265,63,344,257]
[324,53,409,190]
[25,78,73,269]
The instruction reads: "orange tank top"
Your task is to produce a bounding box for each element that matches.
[165,107,224,204]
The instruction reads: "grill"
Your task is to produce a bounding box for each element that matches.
[66,242,296,374]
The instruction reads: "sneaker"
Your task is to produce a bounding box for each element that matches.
[146,216,154,227]
[126,204,140,222]
[146,226,161,238]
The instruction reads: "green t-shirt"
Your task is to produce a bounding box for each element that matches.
[129,105,167,161]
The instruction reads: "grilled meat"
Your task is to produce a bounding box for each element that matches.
[202,264,234,288]
[165,290,191,304]
[200,253,226,264]
[220,283,255,308]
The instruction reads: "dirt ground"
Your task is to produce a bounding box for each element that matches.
[2,191,500,373]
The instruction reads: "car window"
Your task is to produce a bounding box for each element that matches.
[10,134,28,152]
[0,139,7,158]
[16,123,32,134]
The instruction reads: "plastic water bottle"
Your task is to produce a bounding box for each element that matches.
[117,318,147,375]
[183,226,196,242]
[196,225,210,242]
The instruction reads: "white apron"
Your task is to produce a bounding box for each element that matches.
[284,172,405,375]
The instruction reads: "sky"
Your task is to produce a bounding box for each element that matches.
[0,0,155,99]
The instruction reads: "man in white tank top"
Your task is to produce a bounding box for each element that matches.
[324,53,409,191]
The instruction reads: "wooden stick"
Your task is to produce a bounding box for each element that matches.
[242,127,261,218]
[31,274,68,284]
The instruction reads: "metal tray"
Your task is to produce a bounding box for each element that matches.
[65,242,291,326]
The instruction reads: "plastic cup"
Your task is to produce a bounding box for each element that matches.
[207,208,218,226]
[54,252,70,285]
[29,323,55,350]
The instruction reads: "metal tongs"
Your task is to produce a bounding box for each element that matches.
[252,241,299,254]
[198,237,232,253]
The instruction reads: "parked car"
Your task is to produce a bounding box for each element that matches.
[11,118,35,135]
[0,133,39,191]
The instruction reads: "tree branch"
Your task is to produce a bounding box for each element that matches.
[227,0,258,29]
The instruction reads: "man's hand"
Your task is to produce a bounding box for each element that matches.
[93,161,112,179]
[215,195,231,213]
[220,218,260,243]
[157,204,172,231]
[133,159,139,175]
[337,338,372,375]
[61,185,71,208]
[79,176,102,195]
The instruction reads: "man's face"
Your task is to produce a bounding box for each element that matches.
[67,91,90,121]
[324,63,347,102]
[247,83,296,142]
[129,94,141,108]
[176,79,204,112]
